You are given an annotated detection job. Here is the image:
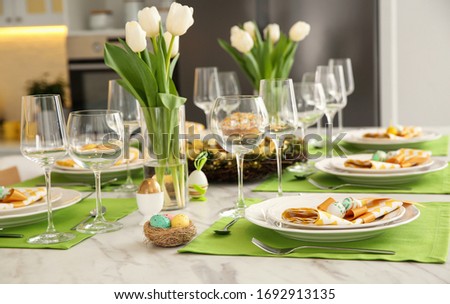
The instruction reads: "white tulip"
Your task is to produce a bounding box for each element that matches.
[166,2,194,36]
[263,23,280,43]
[230,25,240,36]
[138,7,161,38]
[289,21,311,42]
[163,32,179,58]
[231,28,254,54]
[243,21,257,39]
[125,21,147,52]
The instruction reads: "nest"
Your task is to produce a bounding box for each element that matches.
[187,136,306,182]
[143,221,197,247]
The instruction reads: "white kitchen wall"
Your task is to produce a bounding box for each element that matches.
[380,0,450,127]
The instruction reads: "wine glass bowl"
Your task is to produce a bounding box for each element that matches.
[210,95,268,218]
[20,94,75,244]
[67,110,124,234]
[218,71,241,96]
[107,79,140,192]
[193,67,220,129]
[259,78,298,196]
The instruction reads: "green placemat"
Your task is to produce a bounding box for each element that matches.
[14,170,144,192]
[179,201,450,263]
[0,198,137,249]
[326,135,448,156]
[253,162,450,194]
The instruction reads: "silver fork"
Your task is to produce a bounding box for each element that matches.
[251,238,395,255]
[307,177,411,191]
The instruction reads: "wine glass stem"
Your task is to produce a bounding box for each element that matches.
[204,110,211,130]
[43,166,56,234]
[338,110,343,133]
[273,139,283,197]
[93,170,105,221]
[325,113,335,158]
[124,125,133,185]
[235,152,246,216]
[299,126,308,162]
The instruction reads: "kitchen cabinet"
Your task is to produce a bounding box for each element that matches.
[0,0,63,26]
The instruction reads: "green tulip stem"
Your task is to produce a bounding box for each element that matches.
[151,37,158,56]
[165,35,176,81]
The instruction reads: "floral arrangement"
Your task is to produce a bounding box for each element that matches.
[104,3,194,208]
[219,20,311,90]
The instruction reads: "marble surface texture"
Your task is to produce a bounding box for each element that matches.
[1,128,449,284]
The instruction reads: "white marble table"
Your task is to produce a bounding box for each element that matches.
[1,128,449,284]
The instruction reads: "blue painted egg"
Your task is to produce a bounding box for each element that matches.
[149,214,171,228]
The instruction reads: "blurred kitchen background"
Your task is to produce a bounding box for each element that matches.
[0,0,449,143]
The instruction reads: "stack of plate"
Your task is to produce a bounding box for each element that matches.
[0,188,81,228]
[315,153,447,185]
[245,194,420,242]
[53,147,143,182]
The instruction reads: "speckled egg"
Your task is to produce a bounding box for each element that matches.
[149,214,171,228]
[164,213,175,220]
[171,214,190,228]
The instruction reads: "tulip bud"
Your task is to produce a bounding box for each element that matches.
[289,21,311,42]
[230,25,240,36]
[263,23,280,43]
[243,21,257,39]
[125,21,147,52]
[166,2,194,37]
[231,28,254,54]
[138,7,161,38]
[163,32,179,58]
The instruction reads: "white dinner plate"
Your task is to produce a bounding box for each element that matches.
[342,128,441,150]
[0,188,82,228]
[331,153,434,174]
[266,198,406,230]
[315,158,448,185]
[245,194,420,242]
[0,188,63,216]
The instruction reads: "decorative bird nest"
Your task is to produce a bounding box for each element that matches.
[143,221,197,247]
[187,135,305,182]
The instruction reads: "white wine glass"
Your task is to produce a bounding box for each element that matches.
[315,65,347,156]
[67,110,124,234]
[210,95,268,218]
[107,79,140,192]
[259,78,298,197]
[292,82,326,173]
[328,58,354,132]
[218,71,241,96]
[20,94,75,244]
[193,67,220,129]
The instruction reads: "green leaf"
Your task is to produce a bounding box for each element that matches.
[158,93,186,110]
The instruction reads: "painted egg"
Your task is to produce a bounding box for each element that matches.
[371,150,387,162]
[171,214,190,228]
[164,213,175,220]
[138,178,161,194]
[188,170,209,198]
[149,214,171,228]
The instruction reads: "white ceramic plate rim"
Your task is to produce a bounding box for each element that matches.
[245,194,420,235]
[331,153,435,174]
[265,198,406,230]
[316,158,447,178]
[53,159,143,175]
[0,188,82,220]
[0,188,63,216]
[343,128,441,145]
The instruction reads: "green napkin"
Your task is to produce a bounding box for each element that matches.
[321,135,448,156]
[179,202,450,263]
[14,169,144,192]
[0,198,137,249]
[253,163,450,194]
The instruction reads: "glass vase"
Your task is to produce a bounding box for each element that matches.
[140,105,188,210]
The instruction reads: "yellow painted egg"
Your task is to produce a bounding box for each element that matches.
[171,214,190,228]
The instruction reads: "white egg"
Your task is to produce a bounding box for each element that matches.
[188,170,209,198]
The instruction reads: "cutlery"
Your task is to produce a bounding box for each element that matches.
[307,177,411,191]
[251,238,395,255]
[70,205,106,231]
[0,233,24,238]
[214,218,239,235]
